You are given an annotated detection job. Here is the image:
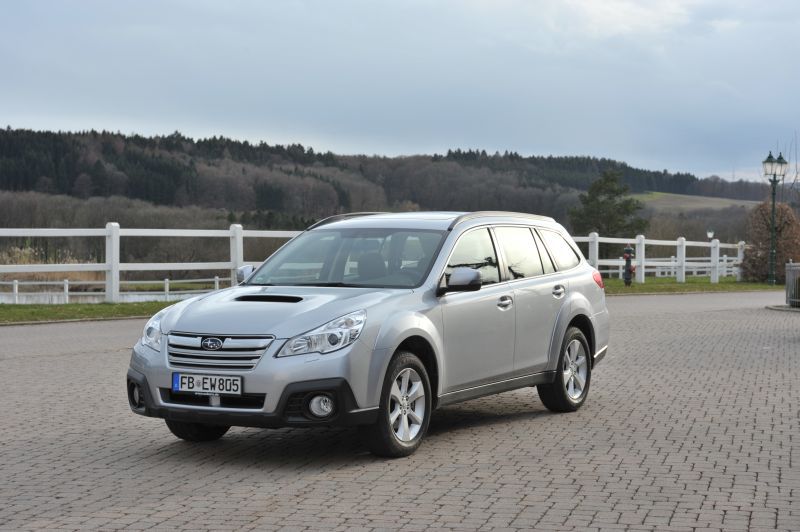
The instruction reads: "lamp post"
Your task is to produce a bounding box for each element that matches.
[762,151,788,285]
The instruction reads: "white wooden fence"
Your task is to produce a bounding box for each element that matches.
[0,224,745,304]
[0,223,299,304]
[573,233,746,284]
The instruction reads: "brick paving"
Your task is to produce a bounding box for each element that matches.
[0,291,797,531]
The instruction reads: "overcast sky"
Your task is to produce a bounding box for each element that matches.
[2,0,800,180]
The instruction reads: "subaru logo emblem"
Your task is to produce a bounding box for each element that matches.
[201,337,223,351]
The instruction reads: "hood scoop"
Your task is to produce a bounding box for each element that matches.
[235,294,303,303]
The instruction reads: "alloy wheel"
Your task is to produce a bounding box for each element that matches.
[389,367,426,442]
[562,338,588,401]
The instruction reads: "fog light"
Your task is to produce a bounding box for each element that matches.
[308,394,335,418]
[128,382,144,409]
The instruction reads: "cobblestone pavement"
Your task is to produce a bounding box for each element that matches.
[1,291,797,531]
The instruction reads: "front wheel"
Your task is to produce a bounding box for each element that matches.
[537,327,591,412]
[361,351,432,458]
[165,420,230,442]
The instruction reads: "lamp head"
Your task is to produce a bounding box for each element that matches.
[762,151,776,176]
[776,152,788,178]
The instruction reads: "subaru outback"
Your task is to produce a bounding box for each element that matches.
[127,211,609,457]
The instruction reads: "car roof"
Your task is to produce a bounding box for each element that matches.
[308,211,559,232]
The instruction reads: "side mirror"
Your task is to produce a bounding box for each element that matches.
[236,265,255,284]
[437,267,482,296]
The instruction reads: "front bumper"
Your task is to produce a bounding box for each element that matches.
[127,339,382,428]
[127,367,377,428]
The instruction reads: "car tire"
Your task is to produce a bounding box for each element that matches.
[538,327,591,412]
[165,420,230,442]
[361,351,432,458]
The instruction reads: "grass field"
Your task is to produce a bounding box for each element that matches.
[603,276,779,295]
[0,301,172,324]
[631,191,760,212]
[0,278,782,323]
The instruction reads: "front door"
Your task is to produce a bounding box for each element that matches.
[439,228,516,392]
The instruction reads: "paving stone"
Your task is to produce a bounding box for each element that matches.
[0,291,797,530]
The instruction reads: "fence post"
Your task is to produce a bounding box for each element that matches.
[164,278,170,301]
[635,235,645,283]
[737,241,745,281]
[105,222,120,303]
[588,232,599,268]
[677,237,686,283]
[710,239,720,283]
[63,279,69,304]
[618,258,623,279]
[229,224,244,285]
[214,276,220,290]
[13,280,19,304]
[722,254,728,277]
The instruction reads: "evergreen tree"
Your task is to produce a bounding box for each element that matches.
[568,170,648,237]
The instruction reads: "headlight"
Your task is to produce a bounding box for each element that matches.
[141,310,167,351]
[278,310,366,357]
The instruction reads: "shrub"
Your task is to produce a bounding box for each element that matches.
[741,202,800,283]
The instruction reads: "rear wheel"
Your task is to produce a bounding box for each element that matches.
[361,351,432,458]
[537,327,591,412]
[165,420,230,442]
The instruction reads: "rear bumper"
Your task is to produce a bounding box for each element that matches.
[126,368,377,428]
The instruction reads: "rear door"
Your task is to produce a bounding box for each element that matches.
[494,226,565,374]
[439,227,516,391]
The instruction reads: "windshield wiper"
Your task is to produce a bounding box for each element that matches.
[246,282,275,286]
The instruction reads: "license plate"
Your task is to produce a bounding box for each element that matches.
[172,373,242,396]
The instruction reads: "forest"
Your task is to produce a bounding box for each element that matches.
[0,127,774,232]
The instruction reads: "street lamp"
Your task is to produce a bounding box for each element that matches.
[762,151,788,285]
[706,229,714,240]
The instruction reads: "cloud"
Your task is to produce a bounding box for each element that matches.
[1,0,800,178]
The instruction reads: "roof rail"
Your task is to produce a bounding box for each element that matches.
[448,211,555,230]
[305,212,386,230]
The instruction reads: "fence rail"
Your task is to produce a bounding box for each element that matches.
[0,224,746,304]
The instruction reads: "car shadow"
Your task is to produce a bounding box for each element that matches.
[426,404,551,437]
[148,395,552,469]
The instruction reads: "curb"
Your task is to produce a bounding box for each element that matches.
[607,289,783,297]
[765,305,800,313]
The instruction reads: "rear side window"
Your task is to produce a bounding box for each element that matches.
[532,230,555,274]
[446,228,500,285]
[538,229,581,271]
[494,226,543,279]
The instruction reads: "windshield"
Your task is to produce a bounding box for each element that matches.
[247,228,447,288]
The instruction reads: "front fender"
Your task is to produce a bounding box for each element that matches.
[370,308,445,403]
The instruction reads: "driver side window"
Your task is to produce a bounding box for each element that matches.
[445,229,500,285]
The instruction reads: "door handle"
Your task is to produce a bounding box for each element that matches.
[497,295,513,309]
[552,285,566,298]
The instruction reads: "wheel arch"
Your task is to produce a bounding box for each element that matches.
[395,335,440,409]
[566,314,595,367]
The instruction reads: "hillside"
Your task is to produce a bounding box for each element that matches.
[633,192,760,213]
[0,128,771,230]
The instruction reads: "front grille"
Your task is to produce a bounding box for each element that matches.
[167,332,273,371]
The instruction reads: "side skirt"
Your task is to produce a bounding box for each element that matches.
[593,346,608,366]
[437,371,556,407]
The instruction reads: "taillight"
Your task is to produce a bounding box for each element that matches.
[592,270,605,289]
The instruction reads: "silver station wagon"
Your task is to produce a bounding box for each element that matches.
[127,211,609,457]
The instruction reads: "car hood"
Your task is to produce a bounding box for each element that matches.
[160,285,410,338]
